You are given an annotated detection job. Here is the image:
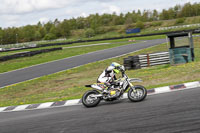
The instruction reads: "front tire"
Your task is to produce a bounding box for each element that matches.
[82,90,101,108]
[128,85,147,102]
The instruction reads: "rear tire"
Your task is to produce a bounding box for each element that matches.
[128,85,147,102]
[82,90,101,108]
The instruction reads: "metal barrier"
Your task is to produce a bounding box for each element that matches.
[124,51,170,70]
[157,24,200,31]
[139,52,170,67]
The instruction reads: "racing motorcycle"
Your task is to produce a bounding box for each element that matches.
[82,66,147,107]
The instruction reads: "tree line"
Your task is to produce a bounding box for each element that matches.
[0,2,200,45]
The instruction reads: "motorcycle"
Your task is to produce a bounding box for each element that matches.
[82,66,147,107]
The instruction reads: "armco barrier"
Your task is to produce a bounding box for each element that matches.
[124,51,170,70]
[0,47,62,61]
[0,46,39,53]
[158,24,200,31]
[139,52,170,67]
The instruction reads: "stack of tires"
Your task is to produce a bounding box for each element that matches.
[123,57,132,70]
[132,56,141,69]
[123,56,141,70]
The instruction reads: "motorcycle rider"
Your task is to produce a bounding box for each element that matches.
[97,62,122,92]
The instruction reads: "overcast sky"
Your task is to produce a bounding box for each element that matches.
[0,0,200,28]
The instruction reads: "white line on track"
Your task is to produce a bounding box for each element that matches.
[63,43,110,49]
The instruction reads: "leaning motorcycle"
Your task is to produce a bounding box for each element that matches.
[82,66,147,108]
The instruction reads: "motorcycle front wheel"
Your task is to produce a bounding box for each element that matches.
[82,90,101,108]
[128,85,147,102]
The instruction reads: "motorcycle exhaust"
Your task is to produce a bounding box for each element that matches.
[91,85,103,91]
[90,94,103,98]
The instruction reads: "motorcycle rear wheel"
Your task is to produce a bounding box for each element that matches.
[82,90,101,108]
[128,85,147,102]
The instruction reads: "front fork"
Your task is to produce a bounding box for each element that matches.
[128,82,137,93]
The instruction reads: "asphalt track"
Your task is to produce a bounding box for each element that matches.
[0,87,200,133]
[0,39,166,88]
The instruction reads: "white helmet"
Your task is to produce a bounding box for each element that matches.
[107,66,115,71]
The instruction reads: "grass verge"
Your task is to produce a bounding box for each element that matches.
[1,35,165,56]
[0,37,199,107]
[0,41,137,73]
[0,35,165,73]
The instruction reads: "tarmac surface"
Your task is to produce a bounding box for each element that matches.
[0,39,166,88]
[0,87,200,133]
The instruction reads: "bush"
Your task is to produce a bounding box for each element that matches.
[151,21,163,27]
[95,27,107,34]
[175,18,185,25]
[125,24,135,30]
[105,26,117,33]
[95,26,118,34]
[136,21,144,29]
[185,17,200,24]
[84,28,95,38]
[117,26,126,33]
[44,33,57,40]
[71,29,85,38]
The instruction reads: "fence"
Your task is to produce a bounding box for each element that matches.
[124,52,170,70]
[157,23,200,31]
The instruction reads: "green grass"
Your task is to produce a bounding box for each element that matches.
[1,35,165,57]
[0,35,165,73]
[0,37,199,107]
[0,41,136,73]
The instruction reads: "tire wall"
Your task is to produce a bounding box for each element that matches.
[0,47,62,61]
